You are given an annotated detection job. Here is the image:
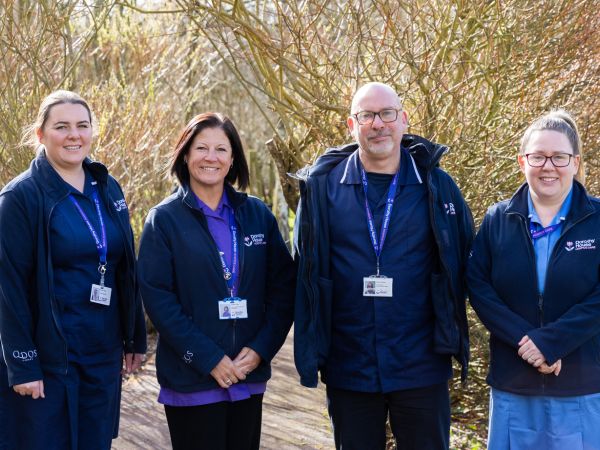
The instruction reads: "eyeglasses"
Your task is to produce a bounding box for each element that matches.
[524,153,573,167]
[353,109,400,125]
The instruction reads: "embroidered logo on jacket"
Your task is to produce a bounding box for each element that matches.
[12,349,37,362]
[444,203,456,215]
[244,234,266,247]
[182,351,193,364]
[565,239,596,251]
[113,199,128,212]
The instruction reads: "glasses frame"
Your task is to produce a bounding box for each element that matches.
[352,108,401,125]
[524,153,574,168]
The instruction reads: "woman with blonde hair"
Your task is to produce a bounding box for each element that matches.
[0,90,146,449]
[468,110,600,449]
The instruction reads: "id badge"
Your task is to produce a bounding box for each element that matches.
[363,276,393,297]
[90,284,112,306]
[218,298,248,320]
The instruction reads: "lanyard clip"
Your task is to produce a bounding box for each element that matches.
[98,263,107,287]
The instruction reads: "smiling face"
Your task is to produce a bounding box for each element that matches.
[36,103,92,172]
[186,127,233,195]
[347,83,407,171]
[518,129,579,206]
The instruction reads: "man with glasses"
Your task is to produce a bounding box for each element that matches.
[293,82,474,449]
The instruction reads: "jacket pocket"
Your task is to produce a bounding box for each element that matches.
[430,271,459,354]
[316,276,333,365]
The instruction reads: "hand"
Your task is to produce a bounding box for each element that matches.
[122,353,145,375]
[210,355,246,389]
[233,347,262,376]
[538,359,562,376]
[518,335,546,367]
[13,380,45,399]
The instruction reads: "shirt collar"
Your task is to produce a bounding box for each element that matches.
[193,188,231,219]
[339,147,423,185]
[528,187,573,226]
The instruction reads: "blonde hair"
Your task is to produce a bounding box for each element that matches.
[520,109,584,184]
[21,90,94,153]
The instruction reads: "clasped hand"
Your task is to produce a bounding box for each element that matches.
[210,347,261,389]
[518,335,561,376]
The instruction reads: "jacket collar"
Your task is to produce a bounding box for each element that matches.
[295,133,448,182]
[180,182,247,210]
[505,181,595,225]
[339,147,423,186]
[30,150,109,202]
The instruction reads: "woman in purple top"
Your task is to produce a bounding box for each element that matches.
[138,112,295,450]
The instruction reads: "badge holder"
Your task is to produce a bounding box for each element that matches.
[363,271,393,298]
[90,263,112,306]
[218,297,248,319]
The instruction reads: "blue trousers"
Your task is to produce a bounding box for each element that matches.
[488,388,600,450]
[0,356,121,450]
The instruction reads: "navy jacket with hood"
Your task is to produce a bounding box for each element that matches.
[293,134,474,388]
[468,181,600,396]
[137,184,295,392]
[0,154,146,387]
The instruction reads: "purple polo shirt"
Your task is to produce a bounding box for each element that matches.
[158,188,266,407]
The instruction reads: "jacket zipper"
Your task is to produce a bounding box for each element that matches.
[305,180,319,326]
[185,193,241,353]
[518,210,593,391]
[47,195,71,375]
[426,172,457,329]
[232,209,246,353]
[104,188,136,348]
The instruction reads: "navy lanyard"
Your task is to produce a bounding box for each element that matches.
[529,222,561,240]
[68,186,108,280]
[360,167,399,275]
[216,209,239,297]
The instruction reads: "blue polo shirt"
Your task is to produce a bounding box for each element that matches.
[324,148,451,393]
[528,187,573,294]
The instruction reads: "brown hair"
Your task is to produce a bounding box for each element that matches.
[520,109,584,184]
[22,90,93,151]
[170,112,250,190]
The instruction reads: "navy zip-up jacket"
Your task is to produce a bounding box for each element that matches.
[293,135,474,388]
[137,184,295,392]
[0,154,146,387]
[468,181,600,396]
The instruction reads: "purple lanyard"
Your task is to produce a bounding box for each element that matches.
[360,167,399,275]
[68,187,108,277]
[530,222,561,240]
[216,209,239,297]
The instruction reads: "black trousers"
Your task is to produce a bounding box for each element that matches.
[326,382,450,450]
[163,394,263,450]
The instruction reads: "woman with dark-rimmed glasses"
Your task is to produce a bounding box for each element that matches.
[468,110,600,449]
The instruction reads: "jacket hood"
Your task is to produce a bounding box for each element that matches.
[293,134,448,181]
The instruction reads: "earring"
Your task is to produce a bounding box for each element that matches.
[184,157,188,164]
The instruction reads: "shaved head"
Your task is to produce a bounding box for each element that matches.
[347,82,407,173]
[351,83,401,114]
